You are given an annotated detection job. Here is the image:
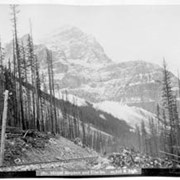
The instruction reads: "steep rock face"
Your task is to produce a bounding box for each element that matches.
[40,25,111,64]
[4,26,178,114]
[38,26,178,113]
[52,58,177,114]
[99,61,164,102]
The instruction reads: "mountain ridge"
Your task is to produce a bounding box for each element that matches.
[4,25,179,115]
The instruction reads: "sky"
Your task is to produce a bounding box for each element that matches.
[0,4,180,74]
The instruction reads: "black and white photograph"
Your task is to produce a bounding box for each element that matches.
[0,0,180,177]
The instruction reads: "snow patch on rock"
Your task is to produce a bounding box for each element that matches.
[94,101,157,129]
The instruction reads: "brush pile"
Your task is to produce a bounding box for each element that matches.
[90,147,180,170]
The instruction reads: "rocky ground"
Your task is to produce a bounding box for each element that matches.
[89,150,179,170]
[1,127,180,173]
[2,127,97,168]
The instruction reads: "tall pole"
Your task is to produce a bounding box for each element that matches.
[0,90,9,166]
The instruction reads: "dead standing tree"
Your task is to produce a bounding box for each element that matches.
[46,49,56,134]
[10,5,25,129]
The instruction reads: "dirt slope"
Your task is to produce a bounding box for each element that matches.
[21,136,97,164]
[3,129,97,167]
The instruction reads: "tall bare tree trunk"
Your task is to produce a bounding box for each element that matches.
[47,50,54,134]
[10,5,25,129]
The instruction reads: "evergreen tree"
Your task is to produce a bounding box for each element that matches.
[141,120,148,154]
[156,104,161,156]
[80,110,86,147]
[161,59,177,156]
[135,124,141,152]
[162,108,167,152]
[148,117,158,156]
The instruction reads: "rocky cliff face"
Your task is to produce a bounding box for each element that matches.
[39,25,111,64]
[4,26,179,114]
[37,26,178,113]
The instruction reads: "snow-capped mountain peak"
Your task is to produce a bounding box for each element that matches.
[39,25,111,65]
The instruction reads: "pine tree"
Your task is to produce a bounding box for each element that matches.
[172,95,179,155]
[162,108,167,152]
[80,110,86,147]
[141,120,148,154]
[156,104,161,156]
[135,124,141,152]
[148,117,158,157]
[72,98,78,138]
[161,59,177,156]
[61,92,68,137]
